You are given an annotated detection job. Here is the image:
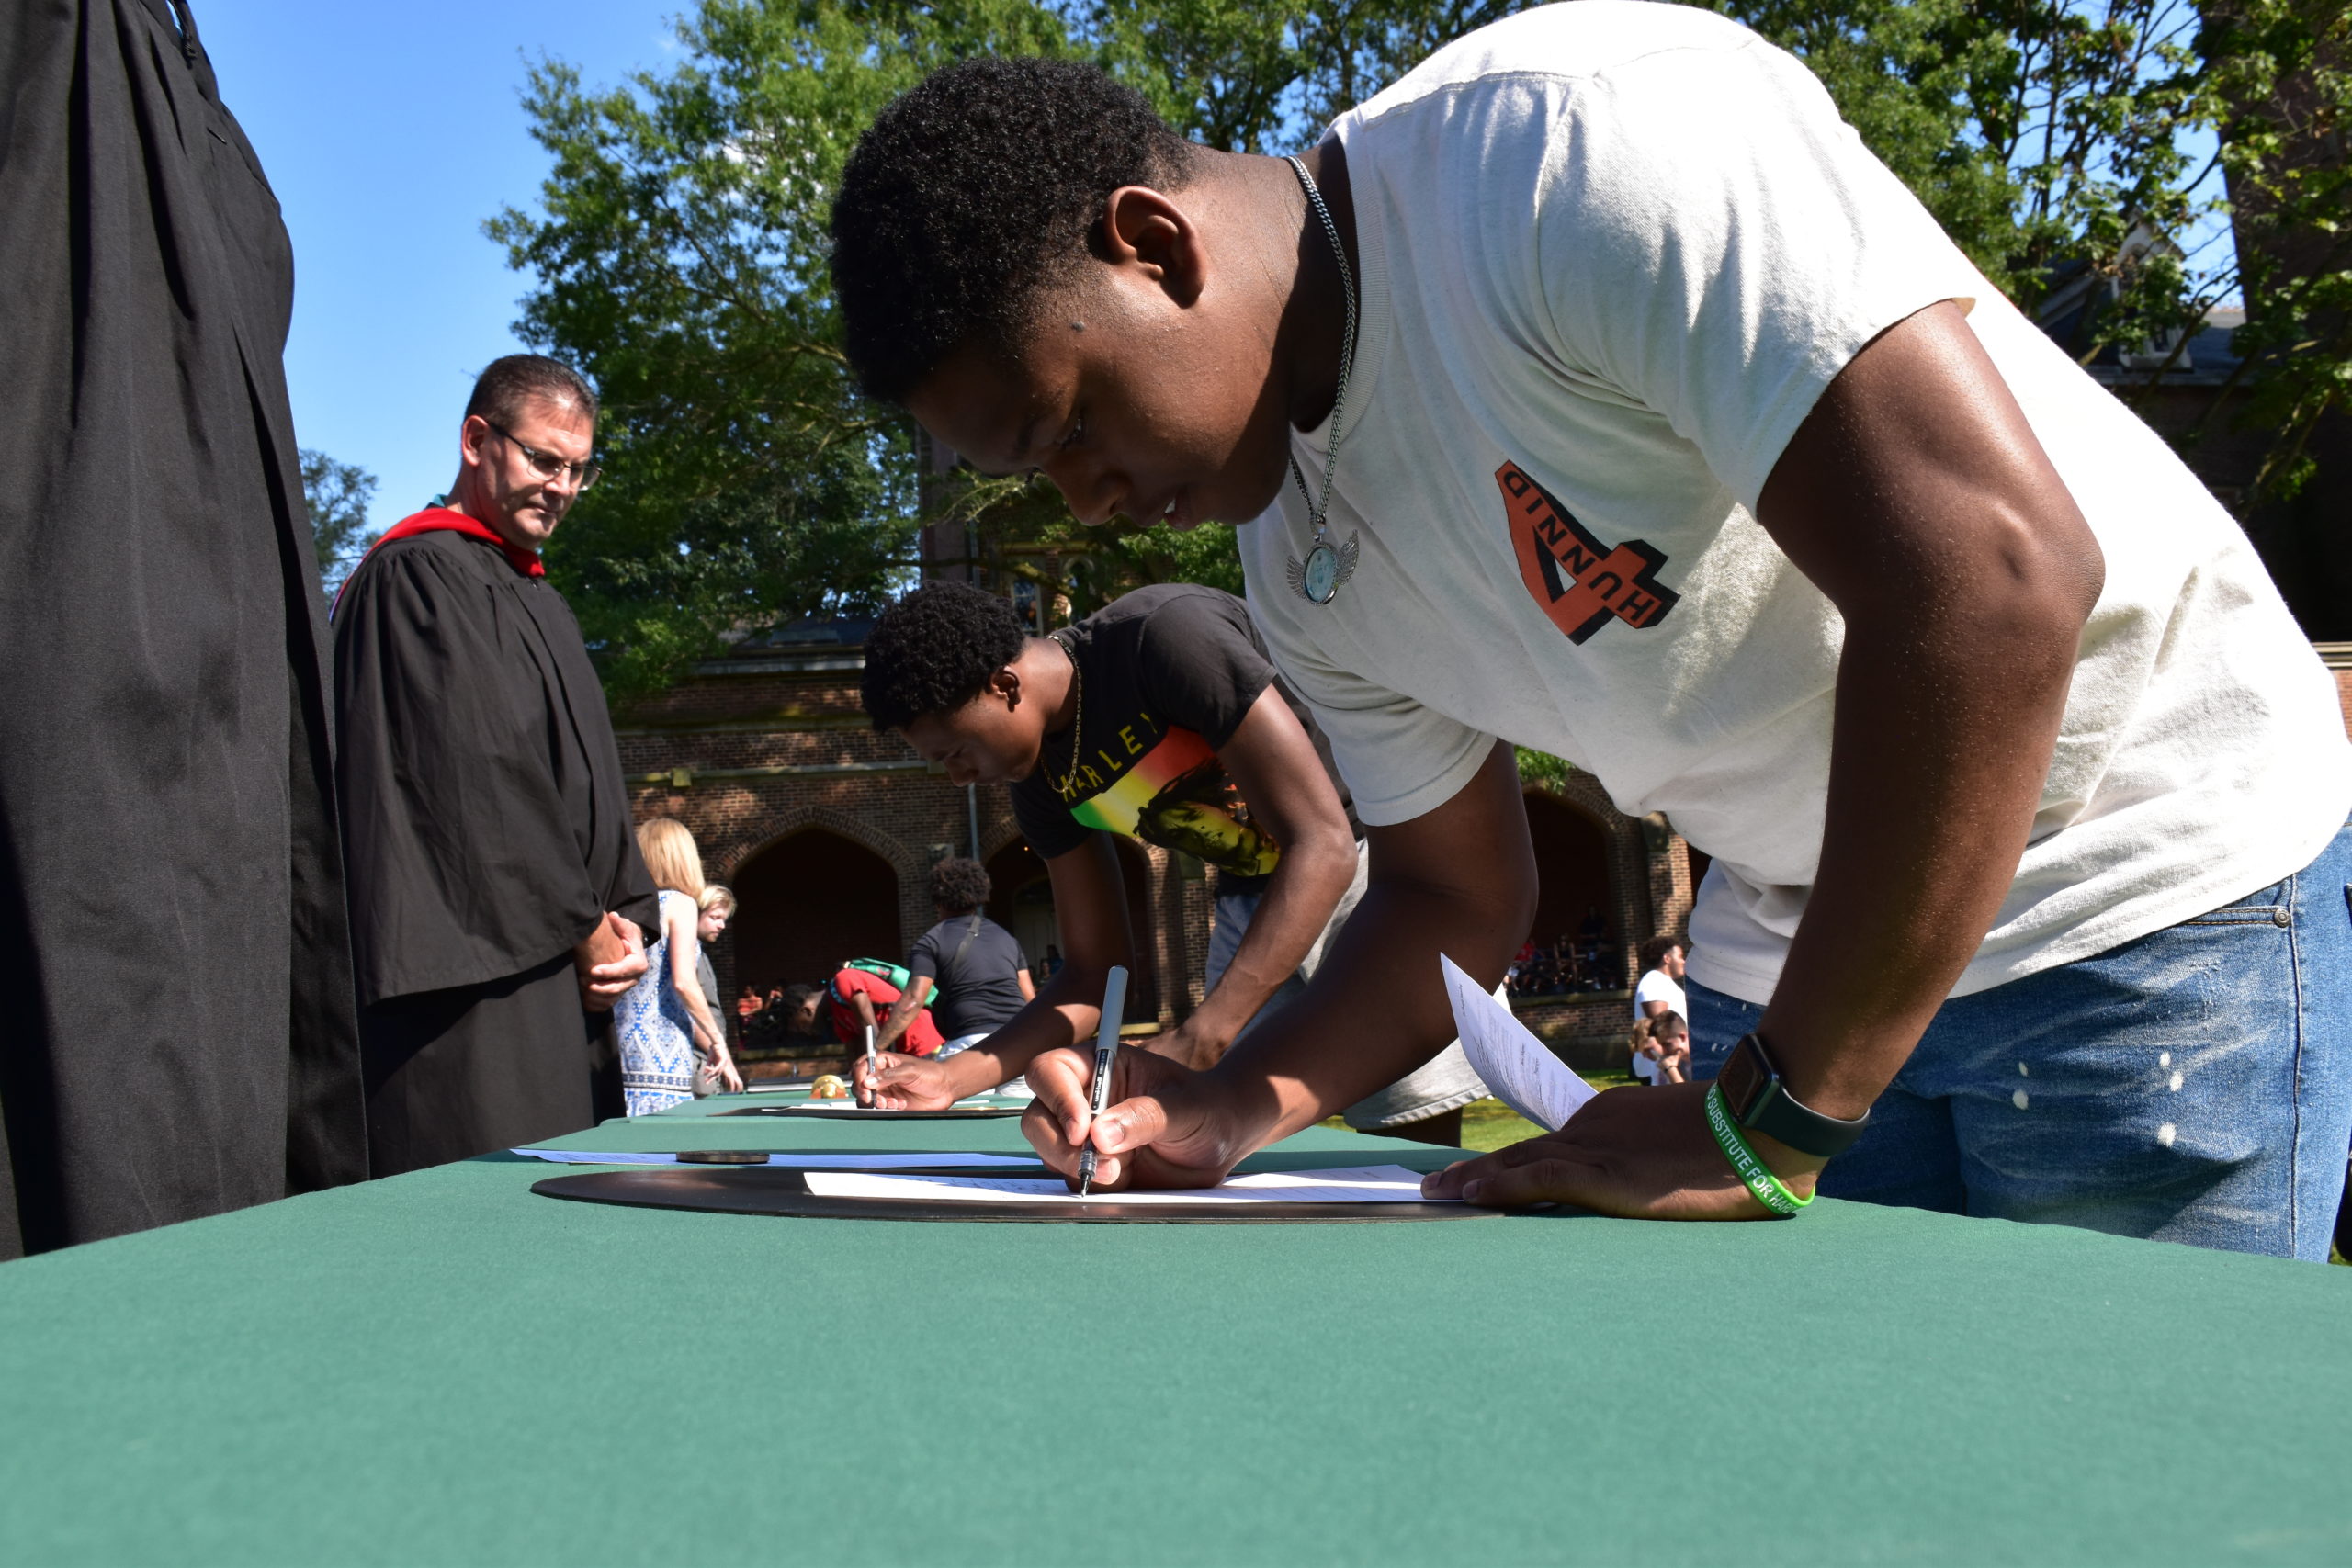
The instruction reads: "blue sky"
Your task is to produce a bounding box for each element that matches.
[199,2,685,525]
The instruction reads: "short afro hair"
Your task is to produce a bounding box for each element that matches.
[862,581,1029,731]
[929,856,993,913]
[831,57,1197,403]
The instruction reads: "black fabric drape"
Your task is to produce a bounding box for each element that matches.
[359,952,600,1176]
[0,0,368,1256]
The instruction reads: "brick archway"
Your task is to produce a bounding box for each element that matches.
[718,804,923,892]
[728,827,904,1005]
[1521,781,1655,988]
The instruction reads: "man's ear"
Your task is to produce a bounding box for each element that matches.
[989,666,1023,709]
[458,414,492,470]
[1101,186,1204,309]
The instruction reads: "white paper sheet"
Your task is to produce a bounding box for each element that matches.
[511,1149,1037,1168]
[800,1164,1450,1205]
[1441,954,1597,1133]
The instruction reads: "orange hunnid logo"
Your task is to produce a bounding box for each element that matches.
[1498,461,1678,644]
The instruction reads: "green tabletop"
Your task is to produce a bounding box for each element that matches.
[0,1106,2346,1565]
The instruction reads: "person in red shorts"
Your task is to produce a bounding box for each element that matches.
[796,967,945,1059]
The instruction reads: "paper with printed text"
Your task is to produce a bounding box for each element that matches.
[1442,953,1597,1132]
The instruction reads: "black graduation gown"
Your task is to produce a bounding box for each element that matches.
[0,0,367,1257]
[333,528,658,1175]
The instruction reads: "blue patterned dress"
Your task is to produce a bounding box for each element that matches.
[616,889,697,1116]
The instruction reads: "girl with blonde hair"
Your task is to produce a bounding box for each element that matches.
[692,884,738,1097]
[615,818,741,1111]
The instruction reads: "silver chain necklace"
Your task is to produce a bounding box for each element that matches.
[1282,153,1360,606]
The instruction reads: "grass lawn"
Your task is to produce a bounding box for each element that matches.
[1323,1072,1638,1155]
[1457,1072,1634,1152]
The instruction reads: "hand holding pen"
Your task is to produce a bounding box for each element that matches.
[1076,965,1128,1196]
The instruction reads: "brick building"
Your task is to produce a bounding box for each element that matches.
[618,616,1708,1061]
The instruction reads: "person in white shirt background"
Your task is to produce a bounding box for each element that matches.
[1633,936,1689,1026]
[1631,937,1690,1085]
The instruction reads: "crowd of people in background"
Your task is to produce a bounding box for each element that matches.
[1505,908,1624,998]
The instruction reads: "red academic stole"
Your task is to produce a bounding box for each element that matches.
[331,507,545,615]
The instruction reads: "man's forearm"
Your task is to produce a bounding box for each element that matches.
[937,963,1128,1093]
[873,998,918,1052]
[1762,595,2086,1122]
[1208,873,1527,1150]
[1184,829,1357,1051]
[1749,299,2104,1129]
[1204,743,1534,1145]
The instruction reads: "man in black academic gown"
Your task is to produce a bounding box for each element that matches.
[334,355,657,1176]
[0,0,368,1258]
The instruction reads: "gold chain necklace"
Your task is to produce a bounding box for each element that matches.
[1040,638,1085,797]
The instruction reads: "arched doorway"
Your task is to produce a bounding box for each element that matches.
[984,840,1057,975]
[980,836,1159,1024]
[1521,792,1620,986]
[731,829,900,998]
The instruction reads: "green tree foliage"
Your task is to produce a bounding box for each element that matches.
[2201,0,2349,502]
[490,0,1077,696]
[301,446,379,602]
[499,0,2348,695]
[1717,0,2225,354]
[1723,0,2349,505]
[1513,746,1576,791]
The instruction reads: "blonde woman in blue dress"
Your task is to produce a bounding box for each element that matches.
[616,818,741,1114]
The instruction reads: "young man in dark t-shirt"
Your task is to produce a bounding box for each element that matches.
[872,857,1035,1071]
[853,581,1485,1138]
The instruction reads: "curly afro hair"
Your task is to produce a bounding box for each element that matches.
[862,581,1030,731]
[831,57,1197,403]
[929,856,993,913]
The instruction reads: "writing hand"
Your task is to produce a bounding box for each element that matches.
[1419,1081,1822,1217]
[854,1051,961,1111]
[1019,1045,1251,1192]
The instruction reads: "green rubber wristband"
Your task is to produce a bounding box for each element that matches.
[1705,1082,1815,1218]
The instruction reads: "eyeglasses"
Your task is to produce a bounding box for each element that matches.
[485,422,603,490]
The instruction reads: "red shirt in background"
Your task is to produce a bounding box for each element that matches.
[826,967,944,1056]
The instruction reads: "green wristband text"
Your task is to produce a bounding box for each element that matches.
[1705,1082,1815,1218]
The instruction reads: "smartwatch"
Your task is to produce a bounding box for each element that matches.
[1714,1032,1871,1159]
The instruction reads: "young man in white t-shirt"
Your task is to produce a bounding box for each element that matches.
[1633,936,1689,1027]
[828,5,2352,1258]
[1631,935,1689,1085]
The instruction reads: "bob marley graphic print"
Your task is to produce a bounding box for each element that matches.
[1011,587,1317,889]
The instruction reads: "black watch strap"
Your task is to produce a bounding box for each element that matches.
[1715,1032,1871,1159]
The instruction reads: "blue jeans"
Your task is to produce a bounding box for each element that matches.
[1689,821,2352,1261]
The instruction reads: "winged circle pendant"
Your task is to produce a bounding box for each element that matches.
[1285,532,1360,605]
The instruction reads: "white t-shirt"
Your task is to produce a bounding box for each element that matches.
[1238,0,2352,1006]
[1634,968,1688,1024]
